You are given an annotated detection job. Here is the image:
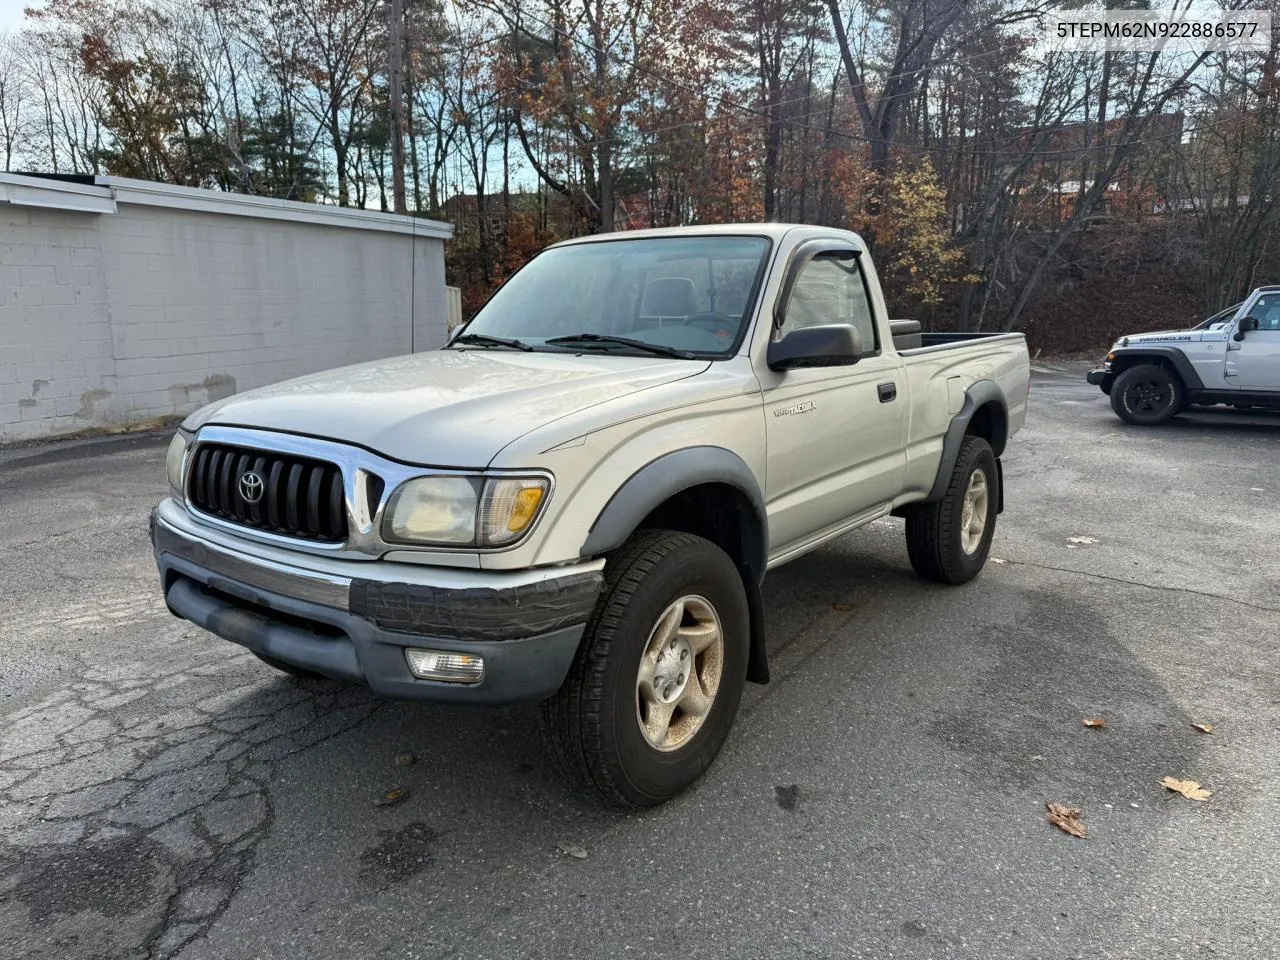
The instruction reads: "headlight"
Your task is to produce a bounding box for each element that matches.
[166,430,190,499]
[383,475,549,548]
[386,476,480,544]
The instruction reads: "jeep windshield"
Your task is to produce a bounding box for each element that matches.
[450,236,771,358]
[1194,301,1242,330]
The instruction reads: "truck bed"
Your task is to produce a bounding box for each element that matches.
[899,331,1025,354]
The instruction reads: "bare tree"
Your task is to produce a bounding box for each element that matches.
[254,0,383,205]
[0,32,29,171]
[826,0,968,173]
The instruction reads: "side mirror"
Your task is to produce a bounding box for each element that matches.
[1235,315,1259,341]
[767,324,862,371]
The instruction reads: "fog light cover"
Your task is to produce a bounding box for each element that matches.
[405,648,484,684]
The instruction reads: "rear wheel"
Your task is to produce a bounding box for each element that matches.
[904,436,998,585]
[541,530,749,807]
[1110,364,1183,425]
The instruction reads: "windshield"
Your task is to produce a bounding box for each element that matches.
[455,236,771,356]
[1195,301,1242,330]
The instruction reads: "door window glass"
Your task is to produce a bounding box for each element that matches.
[777,253,879,356]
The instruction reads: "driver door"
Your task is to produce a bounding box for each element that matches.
[761,250,907,554]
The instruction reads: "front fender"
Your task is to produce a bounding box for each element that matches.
[579,446,767,576]
[1108,347,1205,390]
[1105,345,1203,391]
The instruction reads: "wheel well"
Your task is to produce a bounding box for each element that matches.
[636,482,764,581]
[965,400,1009,457]
[635,482,770,685]
[1110,354,1184,385]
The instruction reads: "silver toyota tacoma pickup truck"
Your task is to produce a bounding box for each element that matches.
[1088,285,1280,424]
[151,224,1030,805]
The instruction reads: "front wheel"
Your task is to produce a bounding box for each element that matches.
[541,530,749,807]
[904,436,998,585]
[1110,364,1183,425]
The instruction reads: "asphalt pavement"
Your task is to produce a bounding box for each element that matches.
[2,368,1278,960]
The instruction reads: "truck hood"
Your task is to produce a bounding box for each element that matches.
[186,350,710,467]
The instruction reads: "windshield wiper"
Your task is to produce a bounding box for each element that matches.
[545,333,696,360]
[449,333,533,352]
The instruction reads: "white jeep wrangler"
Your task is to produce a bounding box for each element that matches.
[1088,285,1280,424]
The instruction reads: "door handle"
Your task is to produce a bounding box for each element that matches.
[877,382,897,403]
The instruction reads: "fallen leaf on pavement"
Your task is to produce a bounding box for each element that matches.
[1191,722,1213,734]
[832,602,859,612]
[556,842,588,859]
[1161,777,1212,802]
[375,787,410,807]
[1082,717,1107,729]
[1067,536,1099,545]
[1046,802,1087,838]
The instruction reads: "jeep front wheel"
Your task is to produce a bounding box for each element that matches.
[1111,363,1183,425]
[541,530,749,807]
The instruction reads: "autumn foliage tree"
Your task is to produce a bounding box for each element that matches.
[485,0,694,232]
[870,158,972,307]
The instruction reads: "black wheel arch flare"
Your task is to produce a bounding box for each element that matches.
[925,379,1009,505]
[1108,346,1205,391]
[578,446,771,685]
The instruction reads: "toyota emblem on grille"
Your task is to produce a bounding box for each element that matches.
[238,471,265,504]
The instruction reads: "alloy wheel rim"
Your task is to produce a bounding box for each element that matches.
[959,468,989,555]
[635,595,724,752]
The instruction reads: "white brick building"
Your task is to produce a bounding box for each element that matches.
[0,174,453,443]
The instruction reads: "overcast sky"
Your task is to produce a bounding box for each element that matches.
[1,0,27,34]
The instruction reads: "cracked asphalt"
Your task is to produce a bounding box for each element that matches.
[2,369,1278,959]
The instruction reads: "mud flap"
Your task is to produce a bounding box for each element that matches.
[742,562,769,684]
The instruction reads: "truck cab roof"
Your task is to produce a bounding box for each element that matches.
[549,223,869,251]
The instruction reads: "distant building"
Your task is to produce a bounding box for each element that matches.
[440,189,582,242]
[996,112,1184,219]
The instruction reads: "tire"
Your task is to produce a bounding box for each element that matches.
[1110,364,1183,425]
[253,652,330,681]
[904,436,998,585]
[541,530,749,808]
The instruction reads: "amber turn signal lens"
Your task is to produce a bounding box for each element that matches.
[507,486,545,532]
